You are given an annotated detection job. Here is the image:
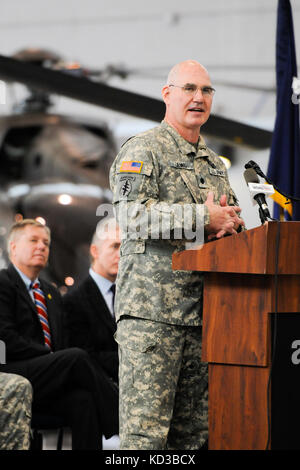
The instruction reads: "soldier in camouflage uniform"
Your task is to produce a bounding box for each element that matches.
[110,60,244,450]
[0,372,32,450]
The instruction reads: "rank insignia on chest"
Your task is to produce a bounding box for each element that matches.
[120,161,143,173]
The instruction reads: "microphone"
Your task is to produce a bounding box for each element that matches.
[243,168,274,223]
[244,160,266,179]
[245,160,300,204]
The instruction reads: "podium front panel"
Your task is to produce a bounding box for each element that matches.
[202,273,271,366]
[208,363,270,450]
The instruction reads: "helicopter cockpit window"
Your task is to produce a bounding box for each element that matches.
[0,126,42,180]
[41,124,113,168]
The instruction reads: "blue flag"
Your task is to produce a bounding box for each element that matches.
[267,0,300,220]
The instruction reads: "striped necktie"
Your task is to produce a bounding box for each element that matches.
[31,282,52,349]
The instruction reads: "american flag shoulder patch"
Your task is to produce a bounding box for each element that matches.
[119,161,143,173]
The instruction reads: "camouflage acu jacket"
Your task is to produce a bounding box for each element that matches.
[110,121,239,326]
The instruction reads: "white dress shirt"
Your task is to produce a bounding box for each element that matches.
[13,265,39,303]
[89,268,115,317]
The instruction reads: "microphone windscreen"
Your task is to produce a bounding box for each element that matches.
[243,168,260,185]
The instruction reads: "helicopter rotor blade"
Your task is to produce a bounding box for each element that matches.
[0,54,272,149]
[0,54,165,121]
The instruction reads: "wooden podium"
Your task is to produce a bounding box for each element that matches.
[172,222,300,450]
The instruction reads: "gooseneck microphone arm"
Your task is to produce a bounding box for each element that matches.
[245,160,300,203]
[243,168,273,224]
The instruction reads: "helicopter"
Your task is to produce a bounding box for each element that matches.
[0,48,273,290]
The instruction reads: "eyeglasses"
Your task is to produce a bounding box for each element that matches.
[169,84,216,96]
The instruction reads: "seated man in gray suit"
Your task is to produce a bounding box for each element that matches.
[63,217,120,384]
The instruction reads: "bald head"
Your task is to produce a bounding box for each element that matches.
[166,60,210,86]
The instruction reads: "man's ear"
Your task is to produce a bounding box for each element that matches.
[9,241,16,261]
[162,85,170,105]
[90,244,98,261]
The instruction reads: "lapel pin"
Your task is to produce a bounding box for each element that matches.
[47,293,52,300]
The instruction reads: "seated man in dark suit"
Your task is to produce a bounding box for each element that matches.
[0,219,118,450]
[63,217,120,385]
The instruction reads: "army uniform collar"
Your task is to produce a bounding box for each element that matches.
[161,120,207,157]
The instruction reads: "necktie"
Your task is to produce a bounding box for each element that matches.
[110,284,116,318]
[31,282,52,349]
